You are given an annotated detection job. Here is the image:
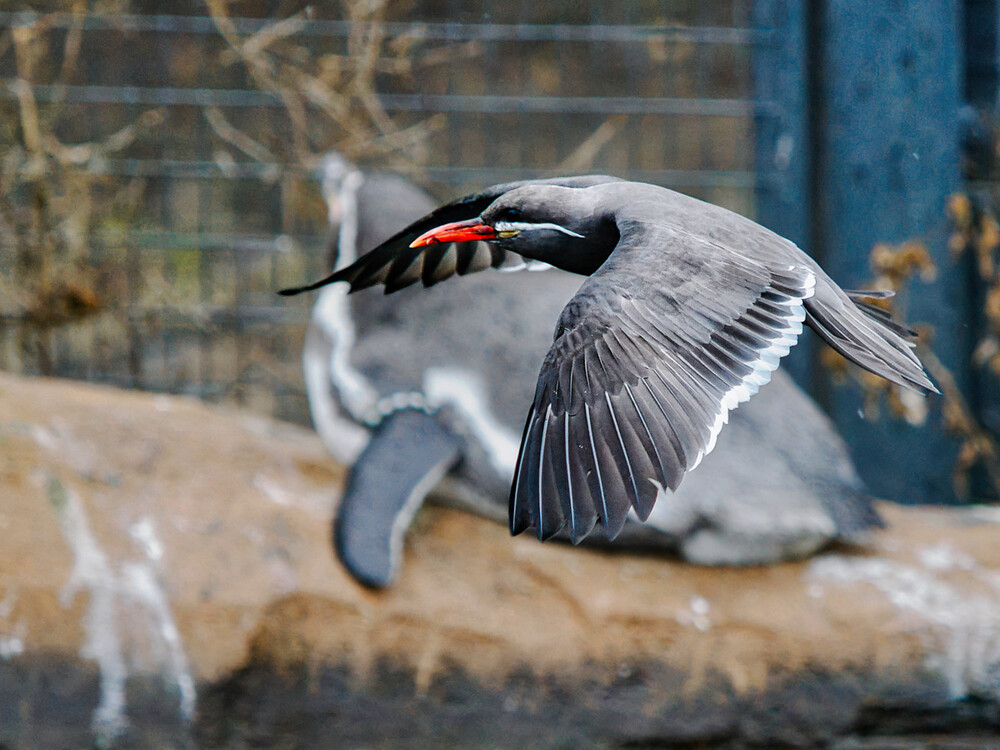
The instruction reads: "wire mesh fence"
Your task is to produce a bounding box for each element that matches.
[0,0,763,426]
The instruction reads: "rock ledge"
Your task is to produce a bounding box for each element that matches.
[2,373,1000,748]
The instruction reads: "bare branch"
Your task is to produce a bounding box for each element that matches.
[559,116,626,171]
[204,106,278,165]
[241,14,308,59]
[57,0,87,86]
[10,78,43,155]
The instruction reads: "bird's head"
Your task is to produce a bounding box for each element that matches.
[409,184,619,275]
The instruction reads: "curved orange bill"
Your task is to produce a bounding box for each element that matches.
[410,218,497,248]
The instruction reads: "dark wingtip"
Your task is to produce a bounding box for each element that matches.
[509,513,531,537]
[907,368,940,396]
[569,515,598,545]
[892,372,939,396]
[601,513,630,543]
[277,269,347,297]
[536,519,567,543]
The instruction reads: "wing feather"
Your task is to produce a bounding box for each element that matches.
[510,225,817,542]
[566,406,600,541]
[509,405,536,536]
[279,175,624,297]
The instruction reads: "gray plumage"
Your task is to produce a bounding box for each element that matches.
[290,168,911,578]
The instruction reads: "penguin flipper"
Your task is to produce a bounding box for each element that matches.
[335,408,462,588]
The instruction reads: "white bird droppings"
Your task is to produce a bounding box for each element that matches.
[809,554,1000,701]
[0,636,24,660]
[129,517,163,562]
[50,475,198,742]
[676,595,712,633]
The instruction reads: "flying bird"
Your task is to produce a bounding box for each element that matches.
[281,176,936,545]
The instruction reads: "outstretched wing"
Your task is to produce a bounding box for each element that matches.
[509,225,817,543]
[279,175,624,296]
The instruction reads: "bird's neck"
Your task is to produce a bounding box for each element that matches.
[509,216,619,277]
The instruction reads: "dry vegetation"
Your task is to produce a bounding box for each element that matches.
[0,5,155,371]
[1,1,654,395]
[0,1,457,384]
[203,0,447,171]
[941,191,1000,496]
[818,189,1000,500]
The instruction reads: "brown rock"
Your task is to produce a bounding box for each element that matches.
[1,372,999,749]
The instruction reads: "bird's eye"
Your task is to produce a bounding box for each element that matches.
[504,208,520,219]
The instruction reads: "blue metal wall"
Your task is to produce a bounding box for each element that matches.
[754,0,969,505]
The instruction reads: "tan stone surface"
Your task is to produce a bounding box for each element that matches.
[2,371,1000,710]
[0,372,346,681]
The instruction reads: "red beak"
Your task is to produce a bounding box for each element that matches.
[410,218,497,248]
